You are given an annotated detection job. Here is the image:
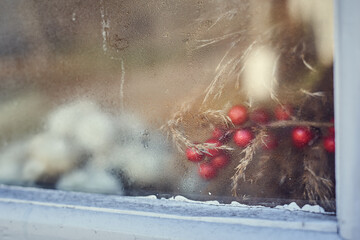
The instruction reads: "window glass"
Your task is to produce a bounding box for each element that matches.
[0,0,335,211]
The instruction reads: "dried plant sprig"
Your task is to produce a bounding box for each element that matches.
[300,143,335,210]
[162,105,233,153]
[300,89,326,98]
[196,142,234,155]
[269,54,281,103]
[199,109,234,128]
[301,55,317,72]
[197,20,284,105]
[231,129,267,197]
[204,8,239,30]
[194,31,245,50]
[303,166,334,199]
[295,41,317,72]
[303,162,335,210]
[160,102,192,152]
[166,126,193,153]
[164,124,234,154]
[231,40,258,87]
[202,39,258,104]
[202,55,237,104]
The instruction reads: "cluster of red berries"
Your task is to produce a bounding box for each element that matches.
[291,118,335,153]
[186,136,229,180]
[186,104,335,180]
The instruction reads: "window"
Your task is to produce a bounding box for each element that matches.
[0,0,359,239]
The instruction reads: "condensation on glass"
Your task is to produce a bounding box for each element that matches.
[0,0,335,211]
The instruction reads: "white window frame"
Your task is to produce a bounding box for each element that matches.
[0,0,359,239]
[334,0,360,239]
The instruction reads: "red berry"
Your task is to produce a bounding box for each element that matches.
[262,134,278,150]
[186,147,204,162]
[323,136,335,153]
[250,108,270,124]
[292,127,313,148]
[198,163,217,180]
[233,129,253,147]
[210,154,229,169]
[204,138,222,157]
[275,104,292,120]
[212,128,224,139]
[228,105,248,125]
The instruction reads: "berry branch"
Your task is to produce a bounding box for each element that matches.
[163,99,335,210]
[266,120,333,128]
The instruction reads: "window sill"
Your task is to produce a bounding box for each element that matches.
[0,185,339,240]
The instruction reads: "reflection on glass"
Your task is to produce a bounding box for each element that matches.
[0,0,335,211]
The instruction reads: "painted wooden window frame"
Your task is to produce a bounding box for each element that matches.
[334,0,360,239]
[0,0,359,239]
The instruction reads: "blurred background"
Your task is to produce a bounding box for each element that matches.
[0,0,226,197]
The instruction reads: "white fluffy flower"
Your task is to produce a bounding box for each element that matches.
[74,110,116,154]
[56,166,124,195]
[105,128,179,187]
[23,133,82,182]
[0,141,28,184]
[47,100,117,154]
[47,100,99,137]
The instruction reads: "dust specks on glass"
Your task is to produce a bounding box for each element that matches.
[0,0,335,212]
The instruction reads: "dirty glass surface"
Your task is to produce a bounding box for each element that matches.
[0,0,335,211]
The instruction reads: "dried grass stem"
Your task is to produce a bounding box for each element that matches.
[231,130,267,197]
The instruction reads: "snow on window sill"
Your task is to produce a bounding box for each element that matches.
[0,185,339,240]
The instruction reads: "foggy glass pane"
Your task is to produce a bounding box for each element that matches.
[0,0,335,211]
